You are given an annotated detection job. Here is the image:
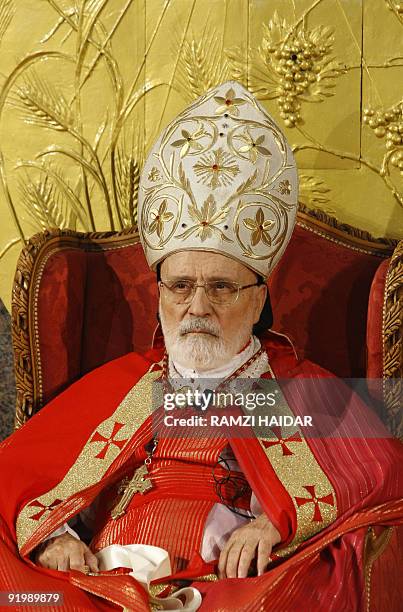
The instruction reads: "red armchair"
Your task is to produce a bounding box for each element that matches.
[11,205,402,436]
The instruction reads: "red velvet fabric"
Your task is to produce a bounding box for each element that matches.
[366,258,389,379]
[36,226,389,406]
[37,243,157,405]
[269,225,386,377]
[367,526,403,611]
[79,245,158,374]
[37,250,87,404]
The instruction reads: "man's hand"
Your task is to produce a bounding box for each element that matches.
[34,533,99,573]
[218,514,281,579]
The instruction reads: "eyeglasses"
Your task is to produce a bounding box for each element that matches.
[159,279,260,305]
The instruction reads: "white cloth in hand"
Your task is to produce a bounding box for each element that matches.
[96,544,202,611]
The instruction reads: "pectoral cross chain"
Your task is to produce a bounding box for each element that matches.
[111,464,153,520]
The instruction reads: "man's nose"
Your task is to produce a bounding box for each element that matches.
[187,286,213,317]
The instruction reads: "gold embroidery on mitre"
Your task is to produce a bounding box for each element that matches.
[278,179,292,195]
[171,125,206,158]
[138,81,298,278]
[175,195,232,243]
[148,167,162,182]
[147,200,174,240]
[214,86,247,117]
[257,390,337,556]
[243,207,275,247]
[193,148,240,189]
[233,127,272,163]
[16,368,161,551]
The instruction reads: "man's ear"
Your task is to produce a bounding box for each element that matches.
[254,283,267,324]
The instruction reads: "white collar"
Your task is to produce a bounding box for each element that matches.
[169,336,261,381]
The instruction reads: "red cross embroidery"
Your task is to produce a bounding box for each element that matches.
[28,498,63,521]
[262,427,302,456]
[90,421,128,459]
[295,485,335,522]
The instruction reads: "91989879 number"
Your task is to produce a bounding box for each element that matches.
[0,592,63,606]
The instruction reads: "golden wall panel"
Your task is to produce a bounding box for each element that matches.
[247,0,362,169]
[0,0,402,309]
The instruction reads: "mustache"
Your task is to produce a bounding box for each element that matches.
[179,318,221,337]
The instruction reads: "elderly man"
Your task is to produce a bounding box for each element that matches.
[0,82,402,611]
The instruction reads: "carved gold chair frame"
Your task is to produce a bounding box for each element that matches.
[11,206,402,437]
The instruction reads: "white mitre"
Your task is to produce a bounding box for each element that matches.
[138,81,298,279]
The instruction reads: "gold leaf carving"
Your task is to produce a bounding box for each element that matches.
[384,301,402,340]
[386,0,403,25]
[384,340,402,377]
[386,260,403,293]
[175,31,229,102]
[363,101,403,177]
[299,175,335,215]
[226,15,346,127]
[383,240,403,439]
[16,160,88,231]
[11,71,75,132]
[114,129,143,229]
[0,0,14,45]
[264,10,288,47]
[18,171,76,231]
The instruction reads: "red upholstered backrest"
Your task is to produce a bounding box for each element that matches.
[79,246,158,372]
[37,242,158,406]
[35,225,389,407]
[37,249,87,403]
[268,224,387,378]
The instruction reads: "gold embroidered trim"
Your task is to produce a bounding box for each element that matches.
[297,204,398,250]
[16,368,160,550]
[297,220,388,257]
[192,573,218,582]
[149,583,172,598]
[364,526,395,612]
[257,387,337,554]
[70,572,148,611]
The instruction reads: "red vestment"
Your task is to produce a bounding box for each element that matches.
[0,332,402,611]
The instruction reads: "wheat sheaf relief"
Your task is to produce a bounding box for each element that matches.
[0,0,402,257]
[0,0,157,246]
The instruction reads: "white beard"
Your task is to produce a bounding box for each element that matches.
[159,311,253,371]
